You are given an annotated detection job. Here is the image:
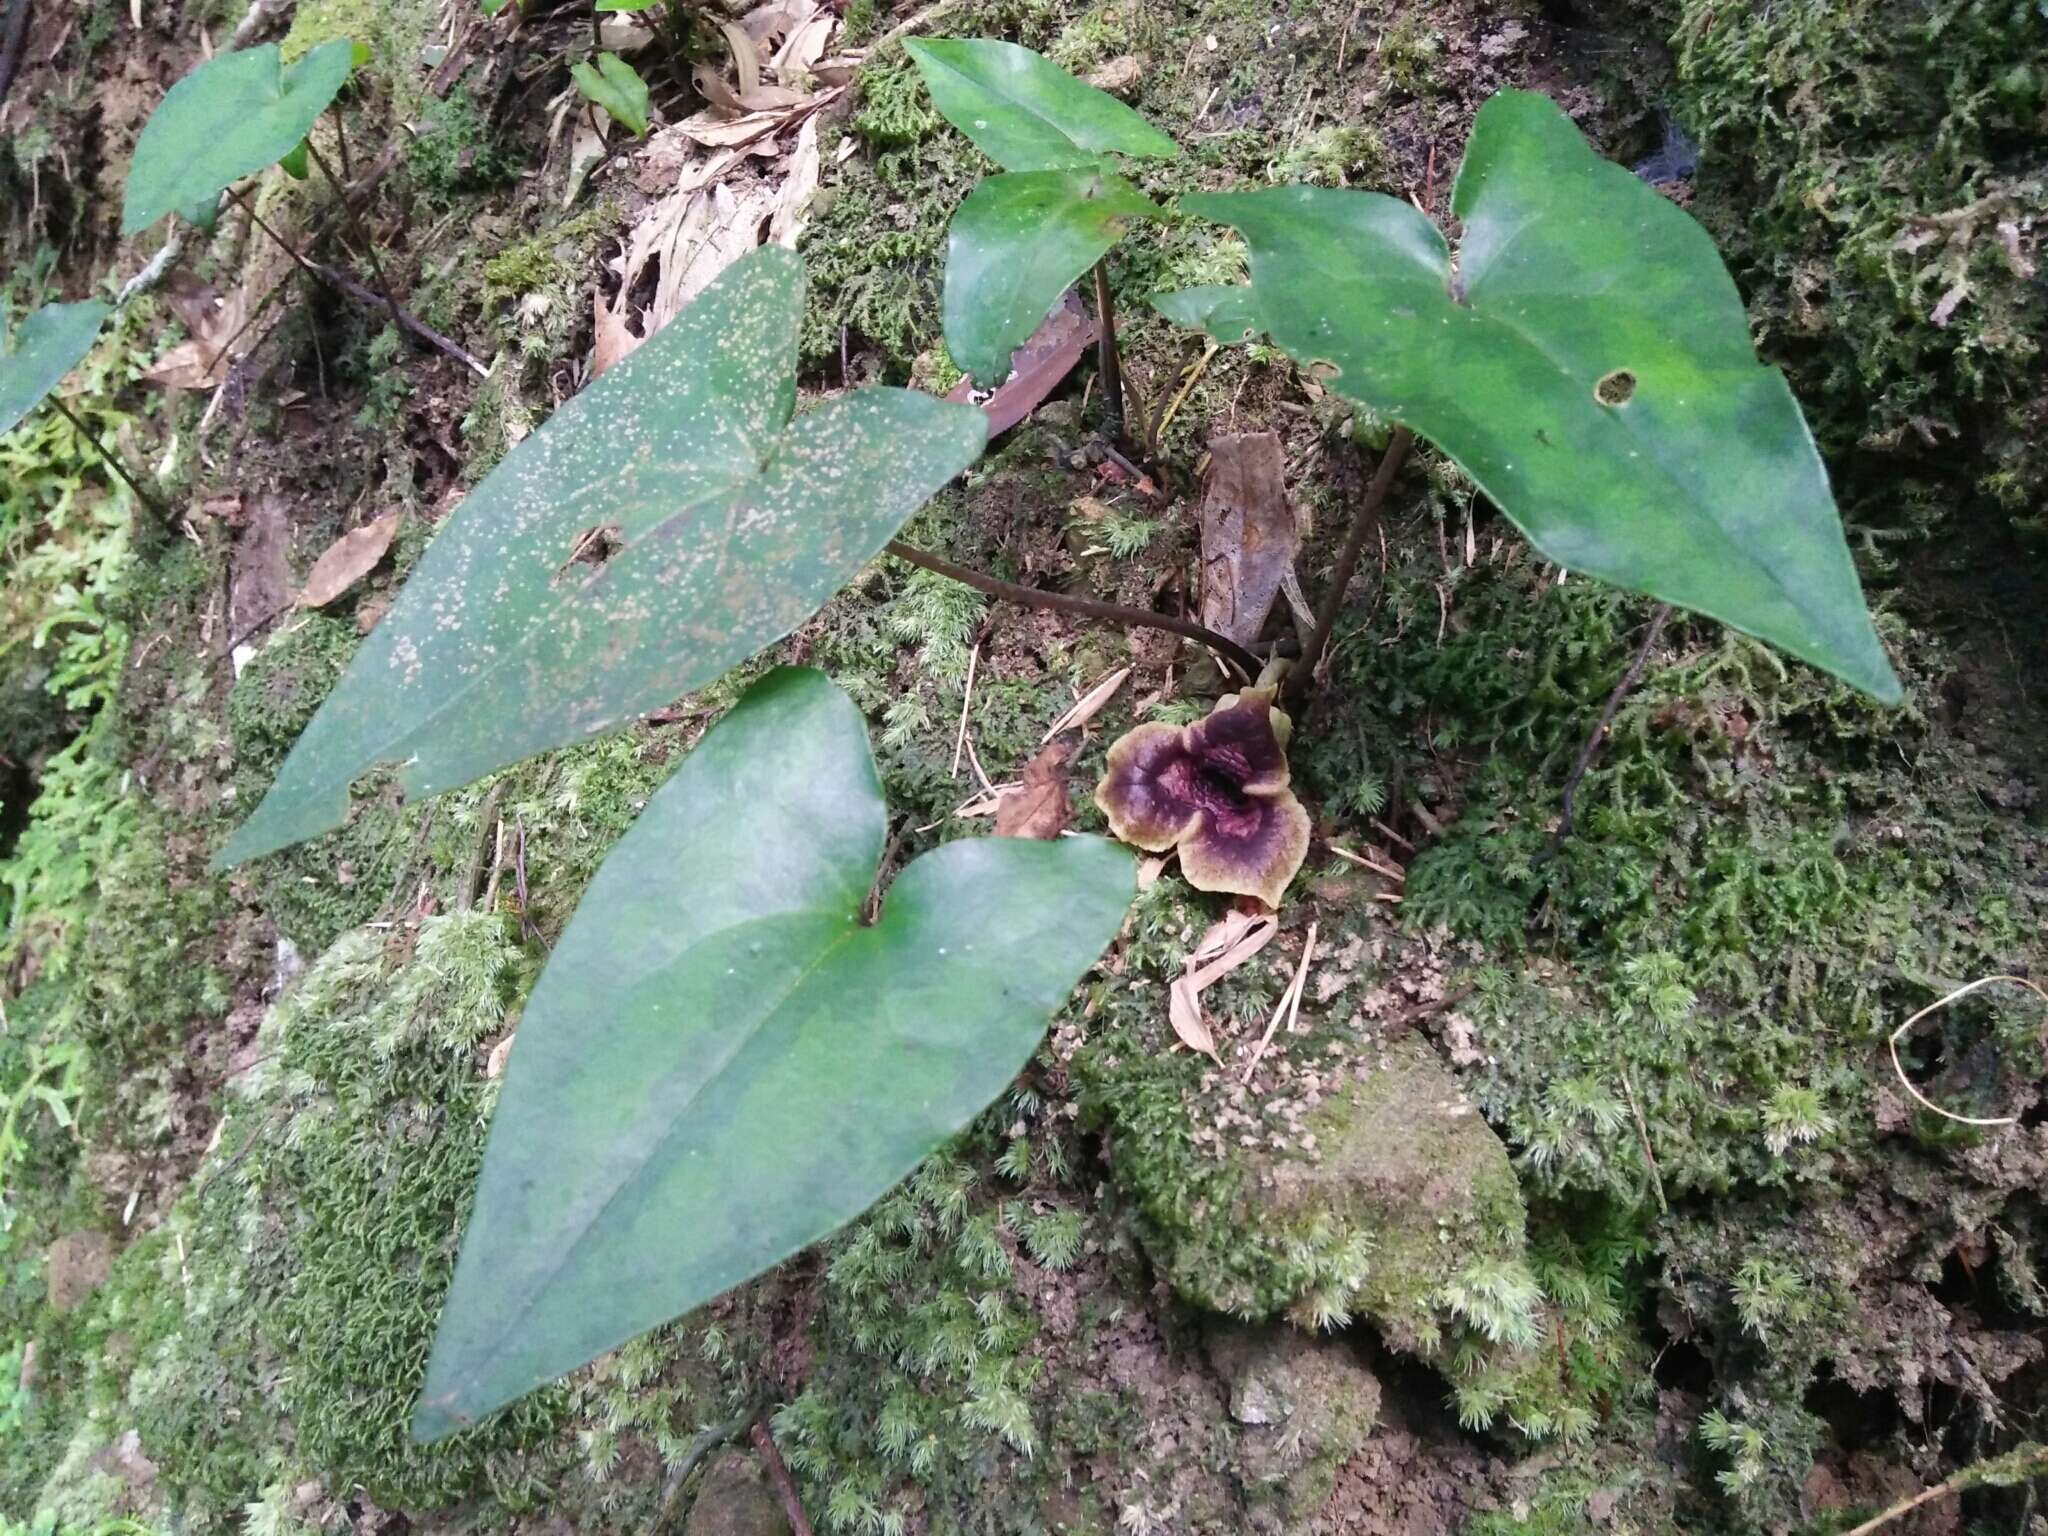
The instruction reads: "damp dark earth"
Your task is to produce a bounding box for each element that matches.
[2,0,2045,1534]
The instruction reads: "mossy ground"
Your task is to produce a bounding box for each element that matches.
[3,0,2046,1532]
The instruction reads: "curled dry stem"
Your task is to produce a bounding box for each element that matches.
[1887,974,2042,1128]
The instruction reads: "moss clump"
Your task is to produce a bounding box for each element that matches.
[128,914,570,1523]
[224,614,412,951]
[1664,0,2047,522]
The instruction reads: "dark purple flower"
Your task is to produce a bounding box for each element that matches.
[1094,687,1311,910]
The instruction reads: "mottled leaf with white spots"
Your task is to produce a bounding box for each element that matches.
[217,247,988,867]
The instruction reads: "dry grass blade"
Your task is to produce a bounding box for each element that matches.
[1041,666,1131,742]
[1243,920,1315,1082]
[1325,843,1404,882]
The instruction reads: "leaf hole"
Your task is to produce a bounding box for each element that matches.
[555,523,624,585]
[1595,369,1638,407]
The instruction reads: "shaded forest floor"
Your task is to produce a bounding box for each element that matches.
[2,0,2046,1533]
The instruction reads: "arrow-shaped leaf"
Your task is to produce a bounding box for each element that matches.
[216,246,988,868]
[0,300,110,440]
[943,167,1164,384]
[412,667,1134,1437]
[122,40,356,235]
[905,37,1177,171]
[1159,91,1900,703]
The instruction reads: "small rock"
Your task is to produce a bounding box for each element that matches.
[1205,1320,1380,1523]
[1086,54,1144,96]
[45,1231,114,1313]
[682,1450,793,1536]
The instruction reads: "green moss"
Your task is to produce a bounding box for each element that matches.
[122,915,569,1522]
[224,614,411,951]
[1662,0,2048,523]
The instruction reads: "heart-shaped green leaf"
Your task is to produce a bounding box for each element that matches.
[944,168,1163,384]
[0,300,109,440]
[1160,91,1900,703]
[569,52,650,137]
[905,37,1176,171]
[412,667,1134,1437]
[121,40,355,235]
[216,246,988,868]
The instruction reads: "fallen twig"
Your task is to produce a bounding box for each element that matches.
[751,1418,815,1536]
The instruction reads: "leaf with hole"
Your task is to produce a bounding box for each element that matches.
[1158,90,1900,703]
[0,301,109,441]
[215,245,988,868]
[943,167,1163,384]
[121,40,355,235]
[569,52,651,137]
[905,37,1176,171]
[412,666,1134,1437]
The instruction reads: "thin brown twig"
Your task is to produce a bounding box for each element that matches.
[1839,1445,2048,1536]
[1552,602,1673,845]
[224,185,489,376]
[750,1419,815,1536]
[1284,426,1414,706]
[885,539,1260,679]
[46,396,172,523]
[305,139,406,335]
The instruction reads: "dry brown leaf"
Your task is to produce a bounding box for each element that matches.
[1041,665,1130,742]
[995,742,1073,839]
[1199,432,1298,646]
[771,10,836,80]
[144,272,261,391]
[944,290,1098,433]
[741,0,816,47]
[299,508,401,608]
[1163,910,1278,1063]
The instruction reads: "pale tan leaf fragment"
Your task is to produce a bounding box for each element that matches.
[769,114,821,247]
[1168,977,1219,1060]
[1243,921,1316,1082]
[299,508,402,608]
[592,288,641,377]
[994,742,1073,840]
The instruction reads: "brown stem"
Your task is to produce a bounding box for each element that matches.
[306,139,406,335]
[1552,601,1672,844]
[47,396,171,524]
[749,1420,815,1536]
[224,185,490,377]
[885,538,1260,679]
[1092,259,1123,443]
[1284,425,1413,706]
